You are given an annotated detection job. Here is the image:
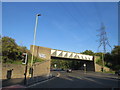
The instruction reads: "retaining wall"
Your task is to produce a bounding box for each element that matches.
[94,56,110,72]
[2,60,51,80]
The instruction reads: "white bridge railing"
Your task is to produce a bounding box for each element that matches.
[51,49,93,61]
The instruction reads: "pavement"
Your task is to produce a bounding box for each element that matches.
[2,78,25,87]
[2,85,27,90]
[2,72,58,88]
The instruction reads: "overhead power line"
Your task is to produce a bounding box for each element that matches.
[94,3,103,23]
[60,3,82,27]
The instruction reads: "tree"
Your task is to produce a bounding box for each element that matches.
[104,46,120,70]
[2,36,19,62]
[111,46,120,70]
[111,46,120,55]
[81,50,94,55]
[2,36,29,63]
[2,36,45,64]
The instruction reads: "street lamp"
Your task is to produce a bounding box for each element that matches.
[83,63,86,74]
[54,64,57,68]
[31,14,41,67]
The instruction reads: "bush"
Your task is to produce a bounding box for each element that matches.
[114,65,120,70]
[2,36,43,64]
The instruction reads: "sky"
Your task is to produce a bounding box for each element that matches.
[2,2,118,53]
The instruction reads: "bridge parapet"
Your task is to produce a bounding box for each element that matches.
[51,49,93,61]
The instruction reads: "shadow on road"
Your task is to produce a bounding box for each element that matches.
[30,71,120,88]
[2,74,54,88]
[2,78,24,87]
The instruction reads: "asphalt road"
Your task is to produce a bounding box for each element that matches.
[28,70,120,88]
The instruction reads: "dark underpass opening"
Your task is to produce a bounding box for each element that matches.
[51,56,95,71]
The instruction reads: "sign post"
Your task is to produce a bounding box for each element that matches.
[22,53,28,85]
[83,63,86,74]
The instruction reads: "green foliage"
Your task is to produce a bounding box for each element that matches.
[103,70,115,74]
[51,59,73,69]
[96,58,102,65]
[95,52,103,57]
[106,62,112,67]
[51,59,83,70]
[33,56,44,63]
[2,36,22,63]
[5,60,23,64]
[111,46,120,55]
[81,50,94,55]
[105,46,120,70]
[81,50,103,66]
[114,65,120,70]
[2,36,42,64]
[81,46,120,71]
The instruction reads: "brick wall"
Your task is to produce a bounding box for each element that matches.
[2,64,25,79]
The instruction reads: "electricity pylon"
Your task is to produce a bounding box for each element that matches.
[97,23,112,72]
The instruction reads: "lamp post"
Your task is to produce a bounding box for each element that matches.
[29,14,41,77]
[83,63,86,74]
[31,14,41,67]
[54,64,57,68]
